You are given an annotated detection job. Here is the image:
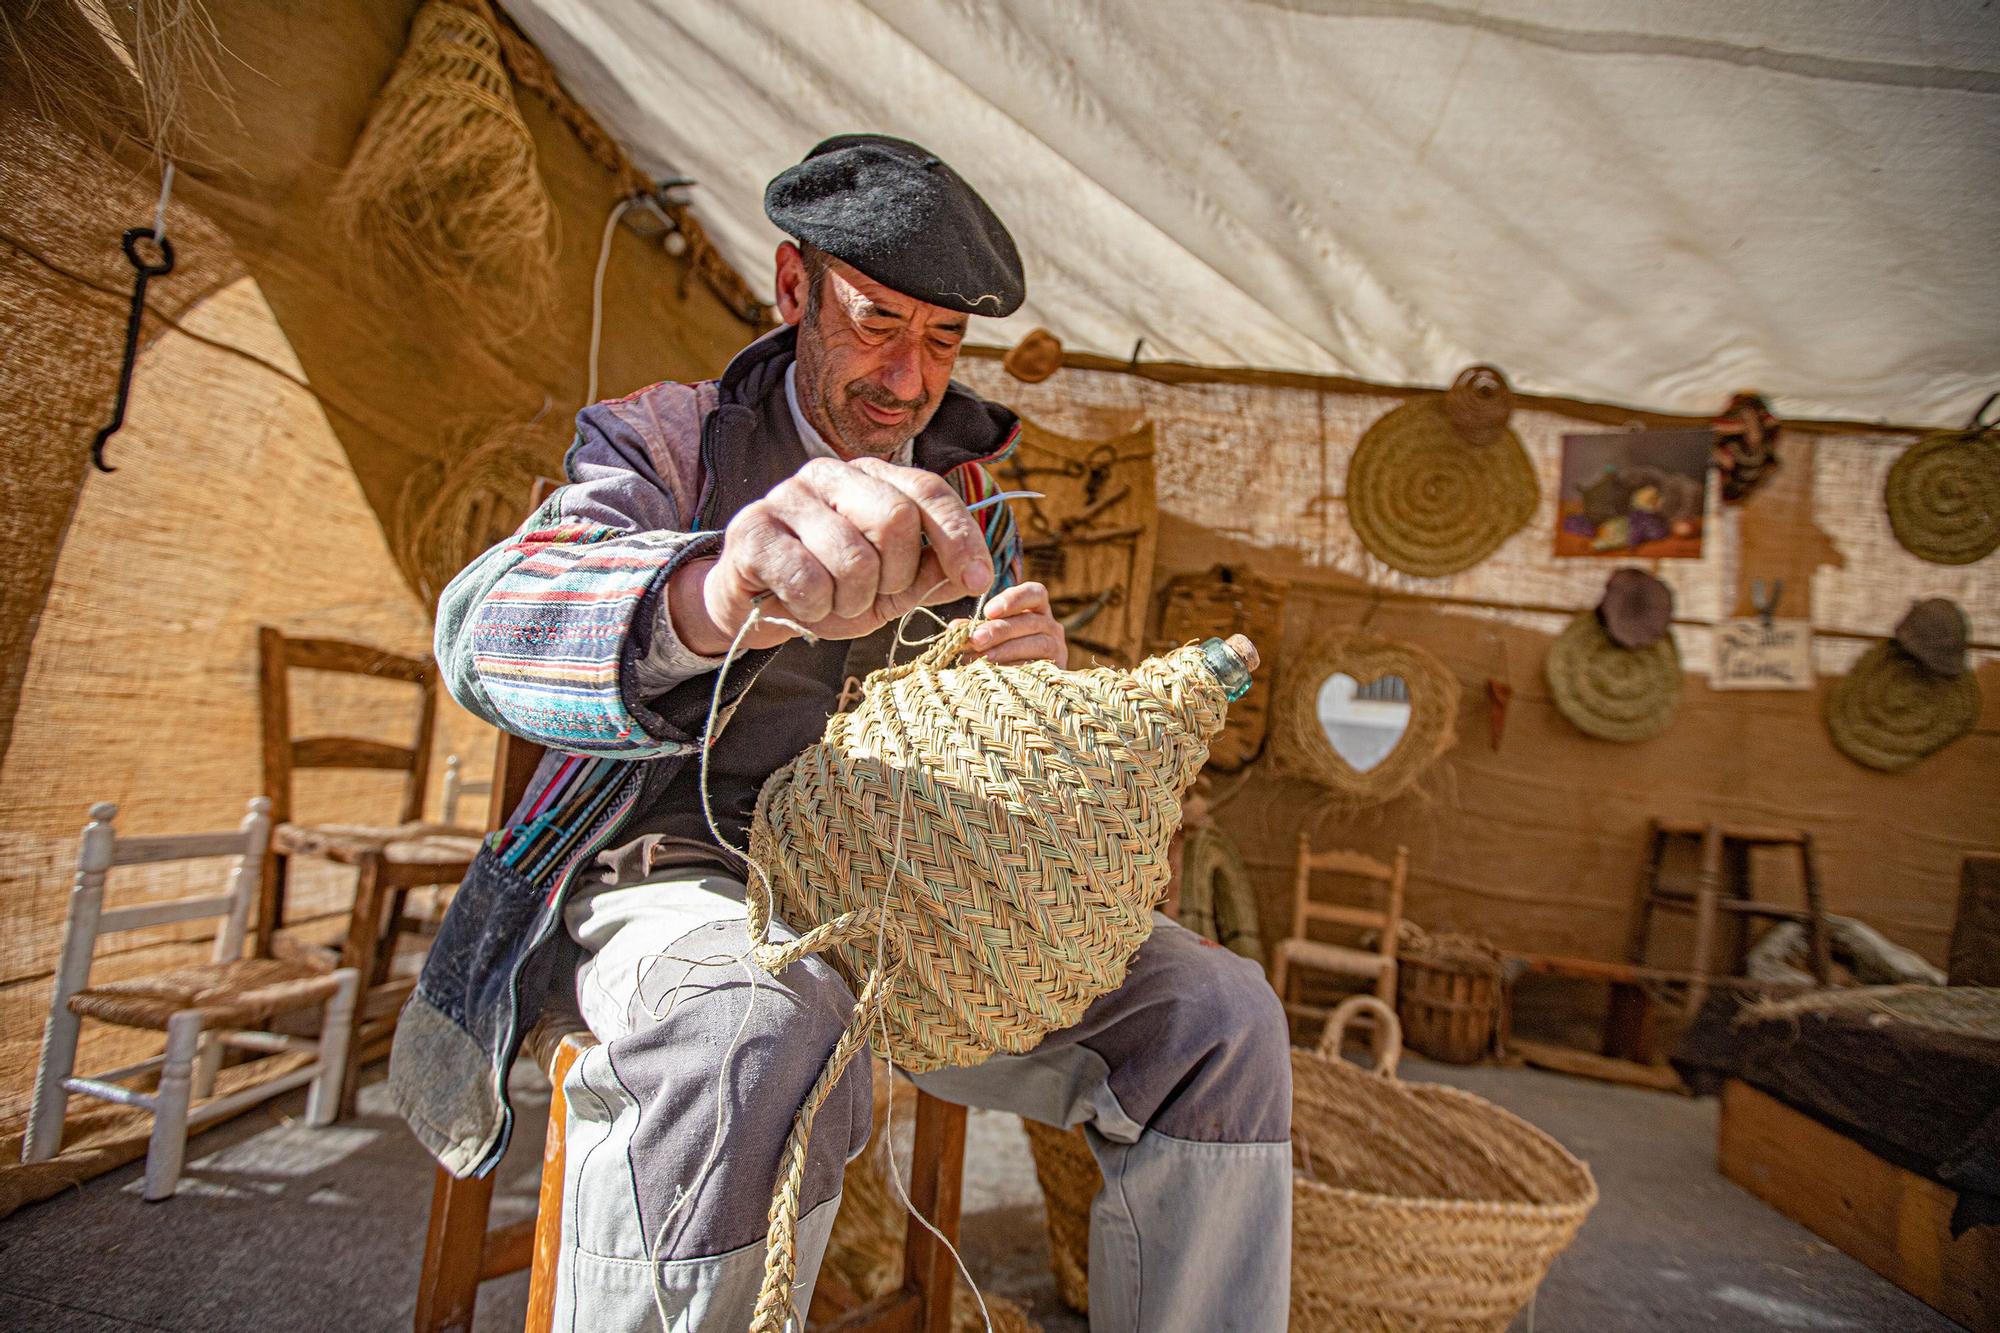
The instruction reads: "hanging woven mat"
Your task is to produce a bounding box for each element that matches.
[1884,392,2000,565]
[1274,633,1461,805]
[1346,366,1540,577]
[1177,823,1265,966]
[1545,613,1682,742]
[1824,640,1981,772]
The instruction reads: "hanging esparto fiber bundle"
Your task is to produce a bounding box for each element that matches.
[1346,365,1540,577]
[326,0,556,339]
[736,621,1257,1331]
[1883,392,2000,566]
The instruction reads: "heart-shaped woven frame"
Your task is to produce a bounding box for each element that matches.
[1545,613,1682,742]
[1825,641,1981,772]
[1884,427,2000,566]
[1275,634,1460,804]
[1346,388,1540,578]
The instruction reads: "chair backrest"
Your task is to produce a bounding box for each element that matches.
[1292,833,1409,959]
[439,755,495,827]
[60,799,274,984]
[258,627,439,827]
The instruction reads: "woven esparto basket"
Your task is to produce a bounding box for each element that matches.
[1022,997,1595,1329]
[1291,1002,1597,1331]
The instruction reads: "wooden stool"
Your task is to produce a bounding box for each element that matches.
[414,1015,969,1333]
[1629,819,1830,1011]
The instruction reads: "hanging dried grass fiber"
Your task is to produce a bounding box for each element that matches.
[1883,418,2000,565]
[327,0,556,339]
[391,415,562,602]
[1290,1048,1596,1330]
[1824,640,1981,772]
[1544,612,1682,742]
[1346,367,1540,577]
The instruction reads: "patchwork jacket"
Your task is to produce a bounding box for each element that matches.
[390,327,1021,1177]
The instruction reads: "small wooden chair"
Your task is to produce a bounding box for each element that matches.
[255,626,481,1106]
[1268,835,1408,1034]
[438,754,492,828]
[22,798,359,1200]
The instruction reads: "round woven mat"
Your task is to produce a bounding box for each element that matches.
[1178,824,1264,966]
[1544,613,1681,742]
[1825,641,1981,772]
[1884,427,2000,565]
[1346,397,1540,577]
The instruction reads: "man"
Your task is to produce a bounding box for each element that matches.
[391,135,1290,1331]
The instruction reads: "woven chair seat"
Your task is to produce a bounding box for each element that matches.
[274,820,482,867]
[1273,937,1396,978]
[68,958,345,1031]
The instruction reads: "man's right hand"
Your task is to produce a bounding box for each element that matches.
[666,456,997,656]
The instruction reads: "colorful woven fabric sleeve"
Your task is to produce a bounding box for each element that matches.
[948,459,1023,594]
[434,405,720,758]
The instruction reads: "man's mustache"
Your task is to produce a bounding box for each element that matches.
[846,381,928,413]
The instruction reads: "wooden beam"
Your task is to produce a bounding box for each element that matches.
[291,736,417,771]
[1509,1038,1687,1093]
[1720,1080,1998,1332]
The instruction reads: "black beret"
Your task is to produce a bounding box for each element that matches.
[765,134,1025,317]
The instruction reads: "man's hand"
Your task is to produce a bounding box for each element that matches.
[667,456,995,655]
[963,581,1067,668]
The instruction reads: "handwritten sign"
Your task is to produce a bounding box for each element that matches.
[1711,619,1814,690]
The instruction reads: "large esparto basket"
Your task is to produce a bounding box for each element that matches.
[1292,1002,1597,1331]
[1023,996,1594,1329]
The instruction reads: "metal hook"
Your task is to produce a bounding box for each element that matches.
[89,226,177,473]
[1749,578,1783,629]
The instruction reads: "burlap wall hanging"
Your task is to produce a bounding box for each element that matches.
[1826,598,1982,772]
[995,416,1157,667]
[1546,569,1683,742]
[327,0,558,340]
[1153,564,1287,771]
[1883,392,2000,566]
[1346,365,1540,577]
[1275,632,1460,805]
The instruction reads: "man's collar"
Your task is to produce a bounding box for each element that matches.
[784,364,914,466]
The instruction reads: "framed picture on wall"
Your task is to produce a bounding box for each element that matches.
[1554,429,1713,558]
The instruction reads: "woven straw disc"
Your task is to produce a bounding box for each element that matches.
[1545,613,1682,742]
[751,623,1228,1074]
[1825,641,1981,772]
[1177,824,1265,966]
[1884,428,2000,565]
[1346,397,1540,577]
[1275,634,1460,805]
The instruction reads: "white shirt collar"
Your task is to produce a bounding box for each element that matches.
[785,363,914,466]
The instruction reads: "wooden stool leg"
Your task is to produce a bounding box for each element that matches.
[904,1092,969,1333]
[1686,824,1722,1016]
[1800,834,1832,984]
[414,1167,496,1333]
[339,852,388,1116]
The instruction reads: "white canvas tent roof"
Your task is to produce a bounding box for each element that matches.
[506,0,1998,427]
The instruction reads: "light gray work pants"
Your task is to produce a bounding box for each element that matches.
[553,873,1293,1333]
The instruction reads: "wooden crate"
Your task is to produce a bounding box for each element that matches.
[1719,1079,1998,1332]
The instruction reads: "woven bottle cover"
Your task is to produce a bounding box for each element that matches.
[742,622,1250,1329]
[1346,365,1541,577]
[1883,392,2000,565]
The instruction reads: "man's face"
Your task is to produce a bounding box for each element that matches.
[775,243,967,460]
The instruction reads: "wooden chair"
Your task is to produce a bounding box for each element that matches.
[255,626,481,1106]
[1268,835,1408,1035]
[439,754,492,828]
[22,798,359,1199]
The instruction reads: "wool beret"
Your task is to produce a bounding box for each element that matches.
[765,134,1025,317]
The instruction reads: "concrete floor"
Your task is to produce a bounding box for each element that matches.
[0,1055,1957,1332]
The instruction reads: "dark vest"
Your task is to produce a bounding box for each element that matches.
[595,330,1008,886]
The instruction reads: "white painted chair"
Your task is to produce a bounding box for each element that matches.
[438,754,492,827]
[22,798,360,1200]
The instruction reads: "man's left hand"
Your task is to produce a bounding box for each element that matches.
[963,581,1067,668]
